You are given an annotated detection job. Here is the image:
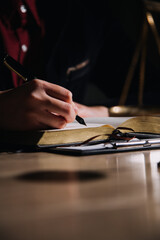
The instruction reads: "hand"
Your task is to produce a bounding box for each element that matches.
[75,102,109,118]
[0,79,77,130]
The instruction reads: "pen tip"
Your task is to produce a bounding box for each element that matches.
[75,115,87,126]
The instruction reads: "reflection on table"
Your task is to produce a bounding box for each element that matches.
[0,150,160,240]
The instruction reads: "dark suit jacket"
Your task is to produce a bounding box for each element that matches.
[1,0,160,106]
[0,1,105,103]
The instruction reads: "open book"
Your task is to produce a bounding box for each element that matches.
[1,116,160,148]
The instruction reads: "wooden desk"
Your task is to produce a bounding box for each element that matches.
[0,149,160,240]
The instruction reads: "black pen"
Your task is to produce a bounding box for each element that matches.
[2,54,87,126]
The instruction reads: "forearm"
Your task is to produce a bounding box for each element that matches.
[74,102,109,118]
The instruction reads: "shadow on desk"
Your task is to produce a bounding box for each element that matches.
[15,170,106,183]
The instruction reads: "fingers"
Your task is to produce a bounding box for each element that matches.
[42,95,77,123]
[13,110,67,130]
[33,110,67,129]
[35,80,77,123]
[30,79,77,122]
[0,79,77,131]
[42,80,73,103]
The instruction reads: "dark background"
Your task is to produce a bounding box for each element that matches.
[85,0,160,107]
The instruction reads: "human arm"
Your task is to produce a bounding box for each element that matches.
[74,102,109,118]
[0,79,77,131]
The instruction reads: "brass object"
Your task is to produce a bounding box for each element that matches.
[110,1,160,116]
[109,105,160,117]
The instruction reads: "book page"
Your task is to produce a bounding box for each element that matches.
[46,117,131,132]
[65,117,130,129]
[83,117,130,128]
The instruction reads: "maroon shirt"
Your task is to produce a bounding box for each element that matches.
[0,0,45,87]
